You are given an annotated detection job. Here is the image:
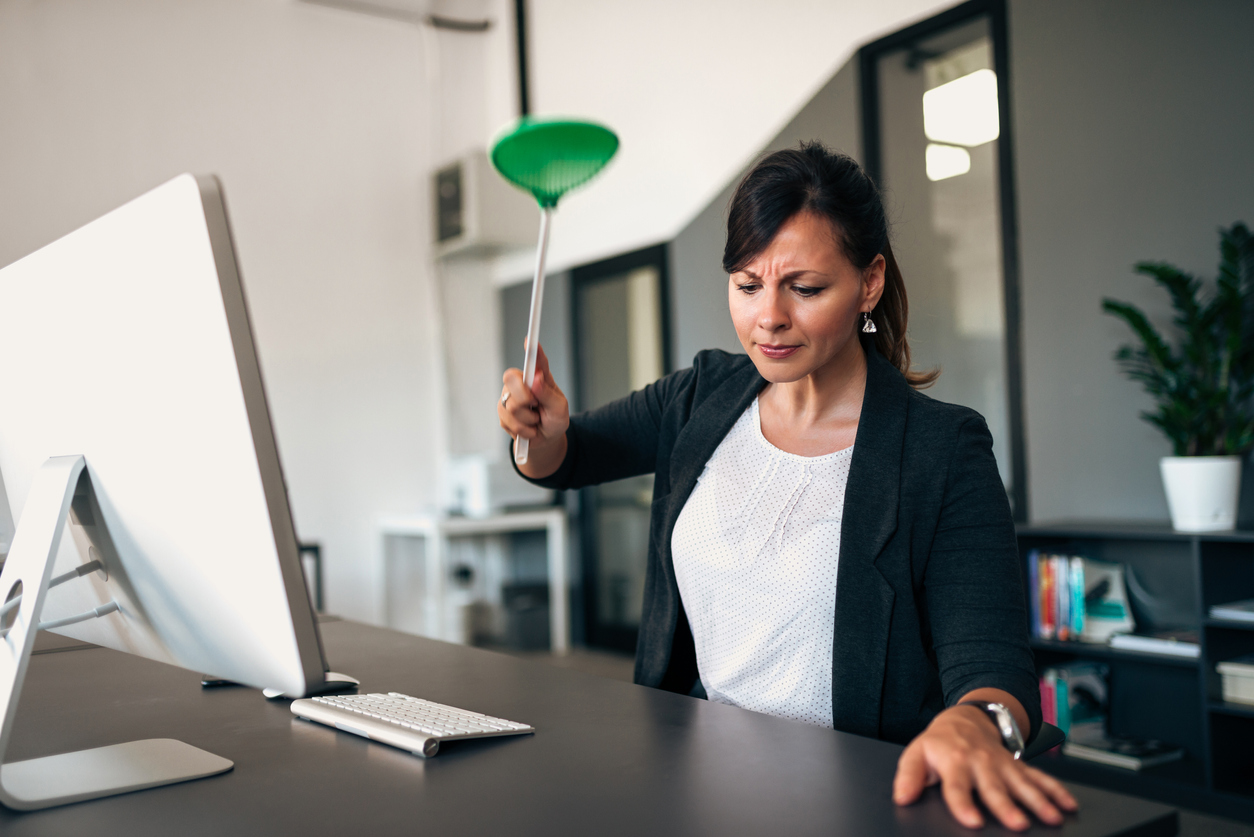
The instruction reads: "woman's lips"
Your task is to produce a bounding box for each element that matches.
[757,344,800,359]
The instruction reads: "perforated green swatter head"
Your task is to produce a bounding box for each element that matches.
[490,117,619,208]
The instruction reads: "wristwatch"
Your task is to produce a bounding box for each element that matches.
[959,701,1025,760]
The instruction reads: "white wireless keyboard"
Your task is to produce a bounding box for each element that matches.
[290,692,533,758]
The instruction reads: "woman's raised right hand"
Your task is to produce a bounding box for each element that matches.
[498,343,569,479]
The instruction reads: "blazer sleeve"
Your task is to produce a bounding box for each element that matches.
[924,415,1042,740]
[513,366,695,491]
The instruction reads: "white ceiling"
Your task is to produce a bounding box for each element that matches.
[494,0,956,280]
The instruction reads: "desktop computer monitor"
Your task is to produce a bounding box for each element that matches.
[0,174,336,808]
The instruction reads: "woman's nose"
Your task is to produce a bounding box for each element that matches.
[757,288,790,331]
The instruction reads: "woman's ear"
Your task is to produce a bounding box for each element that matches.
[864,254,887,309]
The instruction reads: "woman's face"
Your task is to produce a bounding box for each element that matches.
[728,211,885,384]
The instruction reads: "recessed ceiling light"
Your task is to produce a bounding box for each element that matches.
[925,143,971,181]
[923,68,1000,147]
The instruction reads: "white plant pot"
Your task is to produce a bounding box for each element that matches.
[1160,455,1242,532]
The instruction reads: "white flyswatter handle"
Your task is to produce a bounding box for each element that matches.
[516,207,553,465]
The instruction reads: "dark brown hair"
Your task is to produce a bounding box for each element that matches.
[723,141,938,388]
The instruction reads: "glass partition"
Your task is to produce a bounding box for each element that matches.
[862,3,1025,516]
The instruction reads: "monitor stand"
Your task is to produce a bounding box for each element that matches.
[0,456,233,811]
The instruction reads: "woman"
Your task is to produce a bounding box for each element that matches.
[498,142,1077,831]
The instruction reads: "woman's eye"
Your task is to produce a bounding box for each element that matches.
[793,286,821,297]
[736,283,760,294]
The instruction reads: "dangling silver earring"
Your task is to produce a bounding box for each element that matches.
[861,311,877,334]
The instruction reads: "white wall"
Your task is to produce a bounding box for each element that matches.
[0,0,458,622]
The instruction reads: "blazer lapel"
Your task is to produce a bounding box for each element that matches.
[667,361,764,511]
[831,342,909,737]
[657,362,764,579]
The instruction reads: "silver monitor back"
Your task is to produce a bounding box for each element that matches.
[0,174,324,697]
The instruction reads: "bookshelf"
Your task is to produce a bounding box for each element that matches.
[1031,637,1200,668]
[1018,522,1254,822]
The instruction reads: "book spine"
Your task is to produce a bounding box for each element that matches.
[1056,672,1071,735]
[1028,549,1040,638]
[1040,670,1057,726]
[1070,556,1085,638]
[1055,555,1070,642]
[1040,554,1054,640]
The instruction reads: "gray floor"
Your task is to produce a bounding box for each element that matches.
[513,647,1254,837]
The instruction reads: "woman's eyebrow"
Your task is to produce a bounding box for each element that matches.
[738,268,822,281]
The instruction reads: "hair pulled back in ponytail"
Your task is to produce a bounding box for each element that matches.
[723,141,938,389]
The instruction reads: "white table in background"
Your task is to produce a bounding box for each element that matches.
[377,509,570,654]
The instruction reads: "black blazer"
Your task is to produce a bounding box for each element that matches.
[523,341,1040,744]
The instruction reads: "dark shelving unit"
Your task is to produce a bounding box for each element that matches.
[1019,522,1254,822]
[1210,701,1254,720]
[1205,619,1254,631]
[1031,637,1200,668]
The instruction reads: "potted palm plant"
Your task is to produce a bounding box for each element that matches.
[1102,222,1254,532]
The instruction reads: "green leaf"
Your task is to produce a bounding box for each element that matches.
[1104,222,1254,455]
[1102,299,1179,375]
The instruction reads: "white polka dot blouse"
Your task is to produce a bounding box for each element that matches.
[671,395,852,729]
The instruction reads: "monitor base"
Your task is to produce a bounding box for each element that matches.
[319,670,361,691]
[0,738,232,811]
[262,670,360,700]
[0,456,233,811]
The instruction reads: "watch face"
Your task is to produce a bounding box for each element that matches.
[989,703,1025,754]
[966,701,1024,756]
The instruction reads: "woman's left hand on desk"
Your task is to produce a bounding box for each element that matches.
[892,705,1078,831]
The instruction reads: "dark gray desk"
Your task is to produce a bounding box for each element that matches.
[0,620,1177,836]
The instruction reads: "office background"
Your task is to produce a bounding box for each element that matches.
[2,0,1253,747]
[0,0,966,624]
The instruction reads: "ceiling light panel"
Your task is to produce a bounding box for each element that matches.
[925,143,971,181]
[922,68,1000,148]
